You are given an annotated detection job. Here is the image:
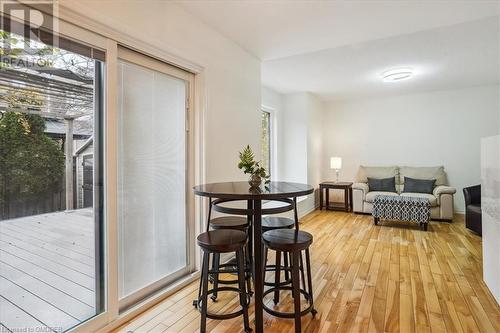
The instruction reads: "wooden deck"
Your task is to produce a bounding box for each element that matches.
[0,209,96,333]
[114,211,500,333]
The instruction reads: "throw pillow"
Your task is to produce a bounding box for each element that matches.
[403,177,436,194]
[367,177,396,192]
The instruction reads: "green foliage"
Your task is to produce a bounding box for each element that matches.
[0,89,45,109]
[238,145,256,174]
[261,111,271,175]
[0,112,65,207]
[238,145,270,184]
[0,29,94,79]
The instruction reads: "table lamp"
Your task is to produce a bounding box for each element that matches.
[330,157,342,182]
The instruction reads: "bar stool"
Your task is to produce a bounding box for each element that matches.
[262,216,294,288]
[209,216,252,300]
[262,197,305,293]
[195,229,252,333]
[262,229,317,333]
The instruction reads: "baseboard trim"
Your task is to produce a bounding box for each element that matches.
[300,205,319,218]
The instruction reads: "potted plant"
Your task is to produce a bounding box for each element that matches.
[238,145,270,188]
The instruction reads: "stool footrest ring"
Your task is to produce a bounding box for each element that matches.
[264,279,292,287]
[194,286,251,320]
[262,286,316,318]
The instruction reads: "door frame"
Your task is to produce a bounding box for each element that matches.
[2,3,207,332]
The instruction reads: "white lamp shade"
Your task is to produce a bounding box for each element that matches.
[330,157,342,169]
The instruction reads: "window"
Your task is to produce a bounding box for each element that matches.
[261,110,272,178]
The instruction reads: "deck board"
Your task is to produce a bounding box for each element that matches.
[0,249,95,305]
[0,261,94,320]
[0,243,94,288]
[0,276,78,329]
[6,215,94,243]
[0,295,53,332]
[1,224,93,256]
[0,236,94,276]
[0,209,96,332]
[0,221,94,266]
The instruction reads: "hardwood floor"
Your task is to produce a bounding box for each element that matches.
[114,210,500,333]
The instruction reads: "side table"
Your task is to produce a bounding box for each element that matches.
[319,182,353,212]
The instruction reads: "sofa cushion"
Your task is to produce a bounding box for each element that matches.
[403,177,436,194]
[399,166,447,186]
[356,166,398,183]
[365,191,399,203]
[353,182,369,194]
[368,177,396,192]
[400,192,438,206]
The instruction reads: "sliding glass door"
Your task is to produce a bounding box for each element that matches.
[1,7,198,330]
[0,15,105,332]
[117,48,194,309]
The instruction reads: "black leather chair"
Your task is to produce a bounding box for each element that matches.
[463,185,482,235]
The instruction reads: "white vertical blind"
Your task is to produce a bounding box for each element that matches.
[117,59,187,299]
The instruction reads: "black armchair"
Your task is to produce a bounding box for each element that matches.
[463,185,481,235]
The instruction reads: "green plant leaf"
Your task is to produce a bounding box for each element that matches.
[237,145,271,181]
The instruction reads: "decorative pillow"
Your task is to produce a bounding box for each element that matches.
[367,177,396,192]
[403,177,436,194]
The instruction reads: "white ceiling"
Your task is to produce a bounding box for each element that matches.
[178,0,500,60]
[263,17,500,100]
[177,1,500,101]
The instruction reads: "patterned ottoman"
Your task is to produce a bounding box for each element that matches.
[372,195,431,231]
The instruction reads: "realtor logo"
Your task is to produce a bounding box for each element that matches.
[0,0,58,68]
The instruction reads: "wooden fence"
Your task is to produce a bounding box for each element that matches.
[0,187,66,220]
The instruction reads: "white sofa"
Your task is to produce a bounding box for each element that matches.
[352,166,456,221]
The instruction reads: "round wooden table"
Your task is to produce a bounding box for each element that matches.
[193,181,314,333]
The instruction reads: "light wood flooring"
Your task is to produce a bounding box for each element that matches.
[114,210,500,333]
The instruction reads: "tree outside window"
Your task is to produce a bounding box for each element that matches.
[261,110,271,178]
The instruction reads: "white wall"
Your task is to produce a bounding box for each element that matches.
[322,85,500,212]
[63,0,261,183]
[305,93,323,212]
[282,94,309,183]
[262,88,323,215]
[481,135,500,305]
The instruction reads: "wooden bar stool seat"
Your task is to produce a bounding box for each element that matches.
[210,216,249,231]
[262,229,317,333]
[197,229,247,252]
[263,229,312,251]
[262,216,295,232]
[195,230,252,333]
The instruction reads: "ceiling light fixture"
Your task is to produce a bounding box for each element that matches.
[381,67,414,82]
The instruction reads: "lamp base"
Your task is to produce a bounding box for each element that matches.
[335,170,340,182]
